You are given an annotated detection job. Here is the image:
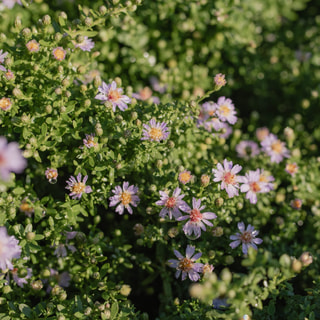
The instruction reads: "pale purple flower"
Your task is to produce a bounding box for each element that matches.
[236,140,260,159]
[1,0,22,8]
[0,137,27,181]
[53,243,76,257]
[75,36,95,52]
[45,168,58,182]
[261,133,290,163]
[45,269,71,293]
[258,169,275,192]
[0,49,8,72]
[132,87,160,104]
[212,159,243,198]
[141,119,170,142]
[65,173,92,199]
[256,127,270,141]
[109,182,140,215]
[11,268,32,287]
[95,81,131,112]
[198,101,225,132]
[285,163,298,176]
[230,222,263,255]
[150,76,167,93]
[214,73,227,87]
[215,96,237,125]
[177,198,217,239]
[219,122,233,139]
[0,226,21,271]
[82,133,98,148]
[155,187,188,220]
[168,245,203,281]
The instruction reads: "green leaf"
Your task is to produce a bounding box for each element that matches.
[110,301,119,320]
[19,304,32,318]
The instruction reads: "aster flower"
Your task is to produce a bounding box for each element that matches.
[198,102,224,132]
[291,198,302,210]
[0,136,27,181]
[75,36,95,52]
[0,97,12,111]
[4,69,14,80]
[285,162,298,176]
[11,268,32,288]
[178,170,192,185]
[82,133,98,148]
[177,198,217,239]
[0,227,22,271]
[230,222,263,255]
[19,199,34,217]
[155,187,188,220]
[214,96,237,125]
[0,49,8,72]
[256,127,270,141]
[65,173,92,199]
[95,81,131,112]
[132,87,160,104]
[141,119,170,142]
[214,73,227,88]
[212,159,243,198]
[45,168,58,183]
[1,0,22,8]
[168,245,203,281]
[258,169,275,192]
[26,39,40,53]
[52,47,66,61]
[109,182,140,215]
[201,263,214,274]
[261,133,290,163]
[235,140,260,159]
[150,76,167,93]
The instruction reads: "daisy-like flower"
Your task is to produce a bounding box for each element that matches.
[132,87,160,104]
[256,127,270,141]
[52,47,66,61]
[0,49,8,72]
[0,137,27,181]
[0,226,22,271]
[235,140,260,159]
[0,97,12,111]
[4,69,14,80]
[45,168,58,182]
[109,182,140,215]
[26,40,40,53]
[177,198,217,239]
[19,199,34,217]
[178,170,192,185]
[258,169,275,192]
[1,0,22,8]
[11,268,32,288]
[155,187,188,220]
[212,159,243,198]
[141,119,170,142]
[168,245,203,281]
[291,198,302,210]
[65,173,92,199]
[230,222,263,255]
[214,96,237,125]
[285,162,298,176]
[83,133,98,148]
[95,81,131,112]
[261,133,290,163]
[214,73,227,88]
[198,102,224,132]
[201,263,214,274]
[75,36,95,52]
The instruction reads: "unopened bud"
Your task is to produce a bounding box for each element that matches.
[201,174,210,187]
[46,105,52,113]
[22,28,31,38]
[31,280,43,290]
[57,66,64,73]
[77,65,86,74]
[215,197,224,207]
[167,140,175,149]
[64,90,71,98]
[84,17,93,27]
[299,252,313,267]
[62,78,70,87]
[99,5,108,15]
[55,87,62,95]
[58,11,68,20]
[26,232,36,241]
[156,160,163,169]
[291,259,302,273]
[168,227,179,238]
[13,87,23,98]
[42,15,51,26]
[212,226,223,237]
[120,284,131,296]
[133,223,144,236]
[15,17,22,29]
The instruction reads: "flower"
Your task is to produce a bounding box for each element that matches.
[75,36,95,52]
[285,162,298,176]
[168,245,203,281]
[201,263,214,274]
[201,174,210,187]
[212,159,243,198]
[65,173,92,199]
[0,226,21,271]
[1,0,22,8]
[132,87,160,104]
[198,101,224,132]
[215,96,237,125]
[291,198,302,210]
[230,222,263,255]
[258,169,275,192]
[26,40,40,53]
[0,97,12,111]
[261,133,290,163]
[141,119,170,142]
[235,140,260,159]
[19,199,34,217]
[178,170,192,185]
[52,47,66,61]
[45,168,58,182]
[177,198,217,239]
[95,81,131,112]
[0,137,27,181]
[256,127,270,141]
[109,182,140,215]
[155,187,188,220]
[11,268,32,287]
[82,133,98,148]
[4,69,14,80]
[214,73,227,88]
[0,49,8,72]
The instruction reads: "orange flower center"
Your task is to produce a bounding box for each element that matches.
[72,182,85,194]
[292,200,302,209]
[53,48,66,61]
[165,197,176,208]
[108,89,121,102]
[179,172,191,183]
[20,202,33,213]
[27,41,39,52]
[219,105,230,116]
[149,127,163,141]
[240,231,253,243]
[178,257,193,272]
[250,182,261,193]
[120,191,132,206]
[190,209,203,222]
[223,172,236,185]
[0,98,11,110]
[271,140,283,153]
[286,164,297,174]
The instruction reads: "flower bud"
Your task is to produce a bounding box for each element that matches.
[46,105,52,113]
[215,197,224,207]
[212,226,223,237]
[291,259,302,273]
[42,15,51,26]
[92,51,100,58]
[55,87,62,95]
[22,28,32,38]
[57,66,64,73]
[62,78,70,87]
[201,174,210,187]
[64,90,71,98]
[236,202,243,210]
[133,223,144,236]
[299,252,313,267]
[84,99,91,108]
[84,17,93,27]
[168,227,179,238]
[58,11,68,20]
[15,17,22,29]
[13,87,23,98]
[31,280,43,290]
[76,35,85,43]
[120,284,131,296]
[167,140,175,149]
[114,77,122,87]
[0,33,6,41]
[99,5,108,15]
[156,160,163,169]
[77,65,86,74]
[26,232,36,241]
[3,286,12,294]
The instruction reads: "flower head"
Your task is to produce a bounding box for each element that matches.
[52,47,66,61]
[132,87,160,104]
[178,170,192,185]
[1,0,22,8]
[109,182,140,215]
[261,133,290,163]
[291,198,302,210]
[215,96,237,125]
[230,222,263,255]
[66,173,92,199]
[4,70,14,80]
[141,119,170,142]
[11,268,32,287]
[285,163,298,176]
[45,168,58,182]
[0,227,21,271]
[0,97,12,111]
[155,187,188,220]
[0,49,8,72]
[177,198,217,239]
[201,263,214,274]
[214,73,227,88]
[82,133,98,148]
[19,199,34,217]
[0,137,27,181]
[235,140,260,159]
[75,36,95,52]
[95,81,131,111]
[168,245,203,281]
[212,159,243,198]
[256,127,270,141]
[26,40,40,53]
[258,169,275,192]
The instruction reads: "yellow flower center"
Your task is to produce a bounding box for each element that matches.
[179,172,191,183]
[20,202,33,213]
[149,127,163,141]
[108,89,121,102]
[53,48,66,61]
[223,172,236,185]
[240,231,253,243]
[271,140,283,153]
[165,197,176,208]
[46,170,58,179]
[259,174,267,182]
[72,182,85,194]
[219,105,230,116]
[120,191,132,206]
[178,257,193,272]
[250,182,261,193]
[190,209,202,222]
[27,41,39,52]
[0,97,11,111]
